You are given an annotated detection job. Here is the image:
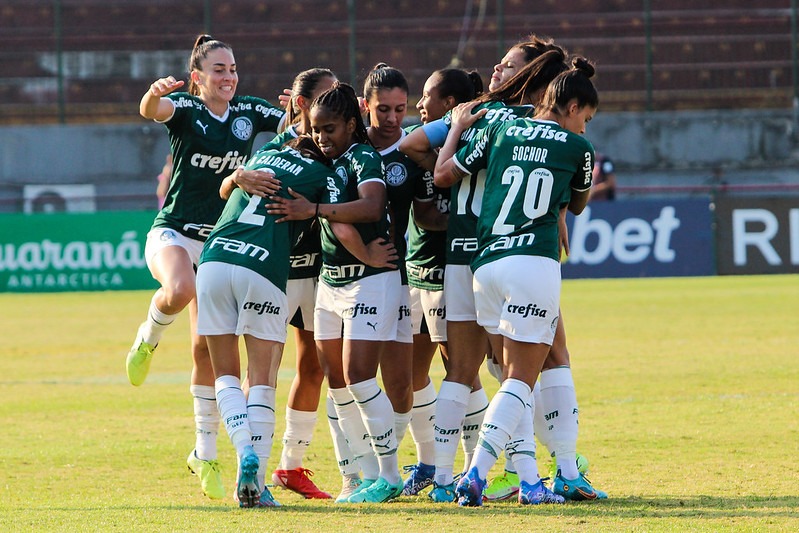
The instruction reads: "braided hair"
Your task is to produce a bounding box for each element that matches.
[311,81,371,145]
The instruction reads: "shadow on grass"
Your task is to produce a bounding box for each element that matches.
[29,495,799,519]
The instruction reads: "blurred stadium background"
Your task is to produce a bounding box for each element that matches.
[0,1,796,285]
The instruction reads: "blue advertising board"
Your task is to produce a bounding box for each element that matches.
[562,199,715,278]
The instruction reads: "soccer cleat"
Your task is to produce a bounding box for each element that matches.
[272,467,332,499]
[126,324,155,386]
[186,449,226,500]
[548,452,590,480]
[518,478,565,505]
[455,467,486,507]
[335,476,364,503]
[428,482,457,503]
[347,477,403,503]
[482,469,520,501]
[255,486,281,508]
[236,446,261,508]
[401,462,435,496]
[553,470,608,501]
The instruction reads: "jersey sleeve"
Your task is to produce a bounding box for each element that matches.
[353,147,386,188]
[452,122,494,176]
[414,169,435,202]
[249,96,286,134]
[571,139,595,192]
[420,117,451,149]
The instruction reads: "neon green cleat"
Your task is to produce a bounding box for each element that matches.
[483,470,520,501]
[347,477,403,503]
[126,325,155,386]
[187,450,226,500]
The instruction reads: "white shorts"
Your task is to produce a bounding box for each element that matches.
[287,277,317,331]
[314,271,401,342]
[396,285,413,344]
[472,255,560,345]
[444,264,477,322]
[196,261,289,343]
[144,227,204,272]
[410,286,447,343]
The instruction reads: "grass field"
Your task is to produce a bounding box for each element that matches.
[1,275,798,532]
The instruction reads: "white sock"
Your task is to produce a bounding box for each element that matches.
[247,385,276,489]
[330,386,379,480]
[408,381,437,465]
[214,376,250,456]
[507,393,539,485]
[279,407,317,470]
[139,296,177,346]
[326,393,360,477]
[540,367,580,479]
[394,410,412,449]
[485,358,503,383]
[472,378,530,480]
[191,384,219,460]
[461,388,488,473]
[348,378,400,485]
[532,380,553,453]
[433,380,470,485]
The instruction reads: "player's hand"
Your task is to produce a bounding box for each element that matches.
[149,76,184,97]
[450,101,487,131]
[234,168,281,198]
[365,238,398,268]
[277,88,292,109]
[266,187,315,222]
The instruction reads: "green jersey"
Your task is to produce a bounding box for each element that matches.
[405,123,448,291]
[452,118,594,272]
[379,130,433,285]
[442,101,535,265]
[254,124,322,280]
[199,145,343,291]
[319,143,394,287]
[152,93,285,241]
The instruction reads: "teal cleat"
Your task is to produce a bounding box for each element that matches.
[347,477,403,503]
[428,482,457,503]
[237,446,261,508]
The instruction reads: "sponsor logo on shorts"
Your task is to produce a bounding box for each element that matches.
[506,302,548,318]
[160,229,177,242]
[398,304,411,321]
[342,302,378,318]
[242,300,281,315]
[428,306,446,318]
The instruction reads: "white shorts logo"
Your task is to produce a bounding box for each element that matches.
[231,117,253,140]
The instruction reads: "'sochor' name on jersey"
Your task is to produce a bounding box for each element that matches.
[512,146,548,163]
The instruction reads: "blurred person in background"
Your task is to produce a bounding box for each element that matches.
[590,151,616,201]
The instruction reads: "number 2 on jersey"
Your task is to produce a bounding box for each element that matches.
[237,195,266,226]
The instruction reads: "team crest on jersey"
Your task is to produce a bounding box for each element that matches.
[335,166,349,186]
[159,229,177,241]
[231,117,253,140]
[385,162,407,186]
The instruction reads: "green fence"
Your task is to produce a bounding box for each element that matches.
[0,211,159,292]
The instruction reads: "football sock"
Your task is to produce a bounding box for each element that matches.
[394,410,412,448]
[326,393,360,477]
[507,394,539,485]
[247,385,276,488]
[214,376,250,455]
[348,378,400,485]
[408,380,437,465]
[279,407,317,470]
[540,367,579,479]
[191,384,219,460]
[473,378,530,480]
[140,296,177,346]
[330,386,379,480]
[461,388,489,474]
[433,380,470,485]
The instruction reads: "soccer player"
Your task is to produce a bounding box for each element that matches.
[400,37,571,503]
[434,58,599,506]
[402,68,484,496]
[267,82,404,503]
[128,34,284,500]
[248,67,339,500]
[196,136,345,507]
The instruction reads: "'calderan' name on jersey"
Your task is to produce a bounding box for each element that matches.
[191,150,248,174]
